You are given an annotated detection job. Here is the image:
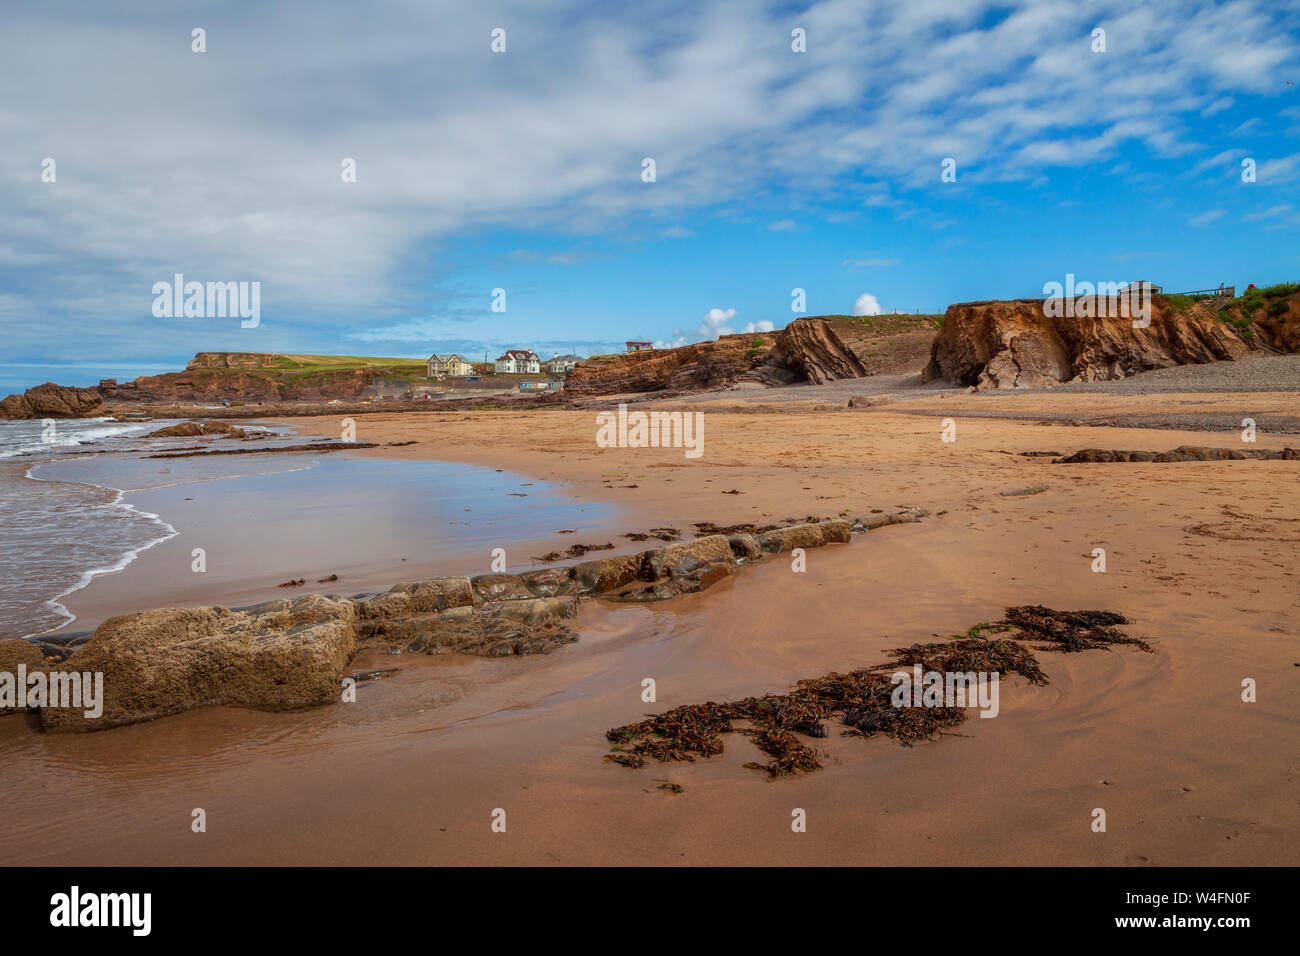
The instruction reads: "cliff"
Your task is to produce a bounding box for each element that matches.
[922,289,1299,389]
[564,317,867,397]
[97,353,431,405]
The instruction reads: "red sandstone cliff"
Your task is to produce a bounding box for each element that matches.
[922,292,1298,389]
[564,317,866,397]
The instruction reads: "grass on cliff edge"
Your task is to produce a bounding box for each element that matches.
[1232,281,1299,319]
[269,354,429,374]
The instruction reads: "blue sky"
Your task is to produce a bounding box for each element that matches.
[1,0,1298,392]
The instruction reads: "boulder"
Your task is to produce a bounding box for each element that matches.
[470,573,533,603]
[848,395,890,408]
[360,597,578,657]
[520,567,577,597]
[645,535,733,580]
[727,533,763,563]
[1054,446,1299,463]
[40,595,358,732]
[145,421,247,438]
[0,383,105,420]
[758,520,852,553]
[573,553,646,594]
[609,565,735,602]
[0,639,48,714]
[380,576,476,613]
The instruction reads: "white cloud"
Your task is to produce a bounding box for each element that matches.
[1243,204,1292,222]
[1202,96,1234,117]
[853,293,882,316]
[697,307,737,339]
[1,0,1297,364]
[768,219,797,231]
[658,307,776,348]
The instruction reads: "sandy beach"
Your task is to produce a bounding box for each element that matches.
[2,376,1295,865]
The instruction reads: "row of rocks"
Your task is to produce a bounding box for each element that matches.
[1055,445,1299,463]
[7,510,928,733]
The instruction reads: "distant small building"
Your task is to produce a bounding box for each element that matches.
[495,349,541,374]
[1125,280,1162,294]
[626,341,653,353]
[426,353,473,378]
[545,352,581,373]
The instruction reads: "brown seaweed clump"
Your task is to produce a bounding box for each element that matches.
[997,606,1150,653]
[604,606,1148,780]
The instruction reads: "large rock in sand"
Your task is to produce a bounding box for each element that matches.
[145,421,246,438]
[0,639,47,715]
[645,535,733,580]
[40,594,357,732]
[573,553,646,594]
[758,520,852,553]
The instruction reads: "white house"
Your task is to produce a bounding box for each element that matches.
[495,349,541,374]
[545,352,581,373]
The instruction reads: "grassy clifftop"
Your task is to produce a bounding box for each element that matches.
[187,352,428,375]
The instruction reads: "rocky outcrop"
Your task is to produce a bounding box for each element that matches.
[922,296,1264,389]
[97,354,425,405]
[757,519,853,553]
[99,369,283,404]
[30,510,930,732]
[565,334,772,396]
[1224,288,1300,353]
[0,383,105,419]
[0,639,48,714]
[564,318,866,397]
[187,352,284,370]
[1054,446,1299,463]
[759,319,868,385]
[41,595,358,732]
[145,421,247,438]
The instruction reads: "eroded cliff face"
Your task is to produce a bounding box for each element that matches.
[564,318,867,397]
[0,383,105,419]
[920,294,1298,389]
[761,316,869,385]
[96,366,392,404]
[186,352,285,370]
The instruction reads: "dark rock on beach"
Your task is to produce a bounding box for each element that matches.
[0,382,105,420]
[1054,445,1299,463]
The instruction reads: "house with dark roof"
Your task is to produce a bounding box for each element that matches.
[494,349,541,374]
[545,352,581,373]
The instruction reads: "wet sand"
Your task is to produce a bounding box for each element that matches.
[1,391,1296,865]
[56,455,621,638]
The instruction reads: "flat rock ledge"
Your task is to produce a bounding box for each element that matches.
[1054,445,1299,463]
[25,510,929,733]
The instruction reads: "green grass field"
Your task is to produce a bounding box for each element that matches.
[268,353,428,374]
